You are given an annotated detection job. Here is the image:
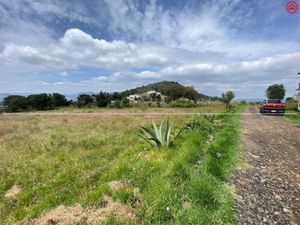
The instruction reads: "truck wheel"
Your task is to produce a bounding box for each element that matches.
[259,107,264,114]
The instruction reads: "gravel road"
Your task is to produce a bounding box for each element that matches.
[232,106,300,225]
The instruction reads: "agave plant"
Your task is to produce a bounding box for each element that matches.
[138,119,184,149]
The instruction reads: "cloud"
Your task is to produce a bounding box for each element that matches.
[0,28,219,70]
[1,27,299,97]
[0,0,300,98]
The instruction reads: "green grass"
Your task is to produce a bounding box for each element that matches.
[0,106,242,224]
[284,100,300,124]
[284,110,300,124]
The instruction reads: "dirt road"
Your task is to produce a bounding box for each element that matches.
[232,106,300,225]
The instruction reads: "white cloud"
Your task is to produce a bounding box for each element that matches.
[0,28,217,70]
[60,71,68,76]
[1,27,300,97]
[1,0,300,98]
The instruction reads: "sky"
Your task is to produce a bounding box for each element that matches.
[0,0,300,98]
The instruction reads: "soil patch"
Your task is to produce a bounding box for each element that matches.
[20,195,135,225]
[4,185,22,198]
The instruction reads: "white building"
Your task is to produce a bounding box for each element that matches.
[127,94,141,103]
[147,90,161,96]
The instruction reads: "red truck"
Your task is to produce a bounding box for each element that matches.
[259,99,285,115]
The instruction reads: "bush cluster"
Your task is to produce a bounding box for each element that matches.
[3,93,69,112]
[184,115,215,134]
[285,99,298,111]
[77,92,129,108]
[169,98,197,107]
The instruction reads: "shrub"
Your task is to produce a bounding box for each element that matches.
[3,95,28,112]
[184,115,215,134]
[285,99,298,111]
[169,98,197,107]
[220,91,235,108]
[138,119,184,149]
[110,100,122,108]
[51,93,68,107]
[77,94,94,107]
[94,91,110,107]
[121,98,130,107]
[27,93,53,110]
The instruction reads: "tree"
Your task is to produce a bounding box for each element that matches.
[77,94,94,107]
[150,93,158,101]
[221,91,235,108]
[94,91,110,107]
[26,93,53,110]
[156,94,161,107]
[142,95,151,101]
[266,84,285,100]
[184,86,198,101]
[3,95,27,112]
[51,93,68,107]
[121,97,130,107]
[110,92,122,101]
[111,99,121,108]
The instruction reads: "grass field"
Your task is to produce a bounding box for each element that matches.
[284,100,300,124]
[0,105,241,225]
[284,111,300,124]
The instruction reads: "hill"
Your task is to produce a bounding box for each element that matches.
[121,81,219,101]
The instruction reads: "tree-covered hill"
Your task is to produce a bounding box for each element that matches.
[121,81,219,101]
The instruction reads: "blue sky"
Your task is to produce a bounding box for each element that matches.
[0,0,300,98]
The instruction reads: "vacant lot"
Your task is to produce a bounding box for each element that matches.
[0,106,240,225]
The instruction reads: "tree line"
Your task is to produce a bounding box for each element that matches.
[1,92,131,112]
[2,87,205,112]
[3,93,69,112]
[77,92,130,108]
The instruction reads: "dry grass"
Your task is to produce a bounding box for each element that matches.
[0,105,241,225]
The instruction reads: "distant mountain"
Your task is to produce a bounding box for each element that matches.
[121,81,219,101]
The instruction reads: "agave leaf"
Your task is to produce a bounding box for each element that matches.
[152,121,160,138]
[138,119,184,149]
[158,120,164,143]
[148,137,162,148]
[137,133,157,147]
[140,126,155,138]
[166,121,173,146]
[164,119,169,144]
